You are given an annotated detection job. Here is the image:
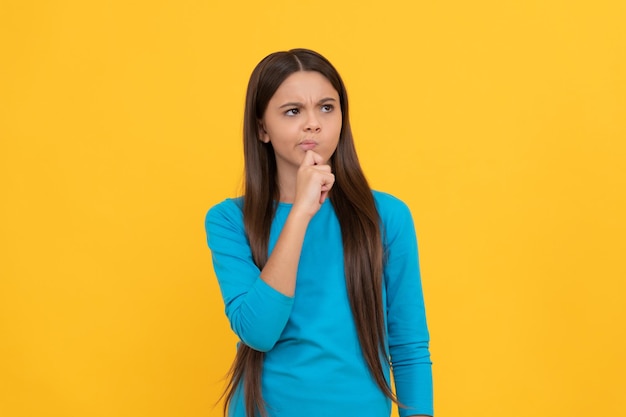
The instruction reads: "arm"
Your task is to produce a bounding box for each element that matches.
[380,194,434,417]
[206,202,294,352]
[256,149,335,297]
[205,151,334,351]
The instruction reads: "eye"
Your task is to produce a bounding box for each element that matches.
[321,104,334,113]
[285,108,299,116]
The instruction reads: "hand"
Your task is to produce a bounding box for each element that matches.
[292,150,335,218]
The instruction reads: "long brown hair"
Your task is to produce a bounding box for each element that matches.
[223,48,395,417]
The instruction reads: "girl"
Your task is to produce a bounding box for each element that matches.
[205,48,433,417]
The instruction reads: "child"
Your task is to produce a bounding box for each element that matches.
[205,48,433,417]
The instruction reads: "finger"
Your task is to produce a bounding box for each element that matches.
[319,174,335,203]
[301,150,318,167]
[322,172,335,188]
[320,185,334,203]
[311,164,332,173]
[302,150,324,166]
[311,151,324,166]
[320,190,329,204]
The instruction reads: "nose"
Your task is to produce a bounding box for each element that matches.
[304,111,321,132]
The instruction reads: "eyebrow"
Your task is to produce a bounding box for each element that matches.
[278,97,337,109]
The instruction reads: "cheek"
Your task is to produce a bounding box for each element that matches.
[332,117,343,136]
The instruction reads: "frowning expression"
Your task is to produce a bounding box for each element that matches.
[259,71,342,178]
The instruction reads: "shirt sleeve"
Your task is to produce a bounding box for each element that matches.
[379,194,434,417]
[205,199,294,352]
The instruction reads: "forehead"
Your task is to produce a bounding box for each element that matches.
[271,71,339,101]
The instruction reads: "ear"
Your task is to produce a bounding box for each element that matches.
[257,120,270,143]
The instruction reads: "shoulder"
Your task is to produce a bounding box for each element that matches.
[372,191,417,243]
[372,190,413,219]
[205,197,245,230]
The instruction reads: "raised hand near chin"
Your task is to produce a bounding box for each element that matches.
[293,150,335,218]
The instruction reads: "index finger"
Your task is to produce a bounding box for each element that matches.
[302,150,324,167]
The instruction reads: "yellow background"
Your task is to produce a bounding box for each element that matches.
[1,1,625,416]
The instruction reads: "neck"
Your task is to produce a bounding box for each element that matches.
[276,167,297,203]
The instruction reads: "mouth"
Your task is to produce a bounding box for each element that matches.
[298,140,317,151]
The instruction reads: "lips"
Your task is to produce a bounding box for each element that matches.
[298,140,317,151]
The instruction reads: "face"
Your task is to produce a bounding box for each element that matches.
[259,71,342,178]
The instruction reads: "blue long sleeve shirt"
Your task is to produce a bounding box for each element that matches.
[205,191,433,417]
